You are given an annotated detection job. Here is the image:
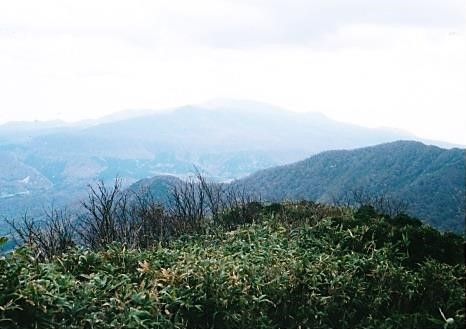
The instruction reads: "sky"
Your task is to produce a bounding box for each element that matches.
[0,0,465,144]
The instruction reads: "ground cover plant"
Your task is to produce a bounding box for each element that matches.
[0,200,464,329]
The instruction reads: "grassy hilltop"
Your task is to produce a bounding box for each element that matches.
[0,202,464,329]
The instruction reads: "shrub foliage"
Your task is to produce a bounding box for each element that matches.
[0,200,464,329]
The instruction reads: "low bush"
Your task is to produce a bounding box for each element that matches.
[0,203,463,329]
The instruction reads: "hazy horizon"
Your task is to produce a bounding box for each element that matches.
[0,1,464,144]
[1,99,464,148]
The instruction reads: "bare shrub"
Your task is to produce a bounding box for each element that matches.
[127,189,172,247]
[332,187,409,218]
[77,178,173,249]
[7,172,262,254]
[166,169,261,232]
[7,207,75,260]
[77,179,125,250]
[220,184,262,228]
[167,174,208,234]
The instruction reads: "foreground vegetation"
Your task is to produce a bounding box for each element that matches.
[0,201,464,329]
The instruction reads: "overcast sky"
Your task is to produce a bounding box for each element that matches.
[0,0,464,144]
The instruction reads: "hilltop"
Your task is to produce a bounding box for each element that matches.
[0,201,463,328]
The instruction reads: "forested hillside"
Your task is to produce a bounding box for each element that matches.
[237,141,465,232]
[0,101,418,223]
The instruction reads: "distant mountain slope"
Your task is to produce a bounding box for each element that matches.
[0,151,53,195]
[236,141,465,232]
[127,175,183,204]
[1,101,416,180]
[0,101,458,229]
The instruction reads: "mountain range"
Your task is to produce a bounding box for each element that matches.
[0,100,462,233]
[131,141,465,232]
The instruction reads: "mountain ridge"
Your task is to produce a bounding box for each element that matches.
[235,140,465,232]
[0,101,462,232]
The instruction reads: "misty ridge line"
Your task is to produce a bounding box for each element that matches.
[0,99,463,147]
[0,101,464,236]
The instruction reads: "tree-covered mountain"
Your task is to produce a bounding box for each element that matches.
[236,141,465,232]
[1,100,424,225]
[125,141,465,232]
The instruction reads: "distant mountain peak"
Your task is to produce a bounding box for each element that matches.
[202,98,283,109]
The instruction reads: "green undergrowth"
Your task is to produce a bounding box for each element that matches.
[0,203,464,328]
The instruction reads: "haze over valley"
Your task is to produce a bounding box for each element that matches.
[1,1,465,327]
[0,100,463,233]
